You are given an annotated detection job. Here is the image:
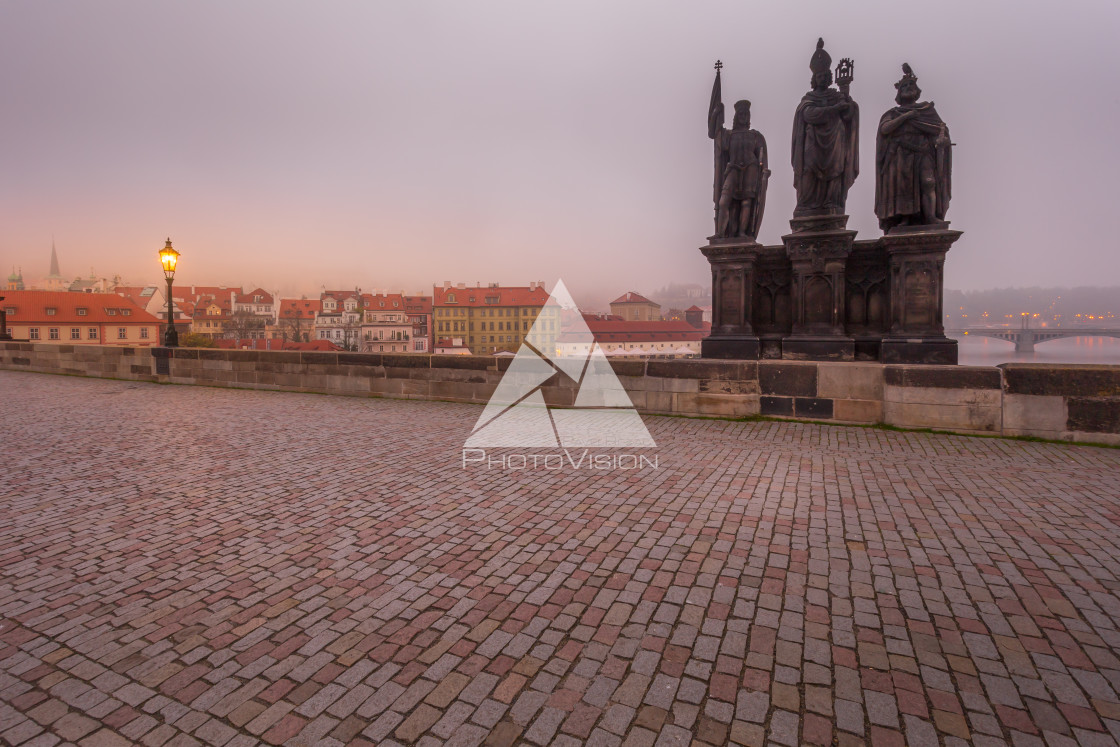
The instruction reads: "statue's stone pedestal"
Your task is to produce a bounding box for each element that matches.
[781,214,856,361]
[879,224,962,365]
[700,238,760,359]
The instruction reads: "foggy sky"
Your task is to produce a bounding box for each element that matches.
[2,1,1118,307]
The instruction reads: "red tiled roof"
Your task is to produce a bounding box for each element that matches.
[173,286,240,304]
[364,292,406,310]
[191,295,233,318]
[278,298,321,319]
[610,291,658,305]
[322,290,361,303]
[114,286,158,310]
[0,290,161,324]
[433,285,548,307]
[686,305,704,312]
[241,288,275,304]
[403,295,433,313]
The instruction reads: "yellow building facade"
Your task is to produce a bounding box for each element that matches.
[433,283,553,355]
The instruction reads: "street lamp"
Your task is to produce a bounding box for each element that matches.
[159,238,180,347]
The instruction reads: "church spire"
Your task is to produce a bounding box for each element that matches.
[48,238,61,278]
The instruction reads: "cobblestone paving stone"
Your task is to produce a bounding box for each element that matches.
[3,369,1120,746]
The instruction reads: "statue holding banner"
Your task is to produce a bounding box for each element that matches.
[708,62,769,240]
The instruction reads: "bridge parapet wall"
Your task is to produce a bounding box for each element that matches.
[3,342,1118,445]
[1001,364,1120,444]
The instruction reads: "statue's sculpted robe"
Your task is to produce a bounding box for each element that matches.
[791,89,859,213]
[875,102,951,230]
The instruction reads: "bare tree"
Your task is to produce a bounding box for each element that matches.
[224,309,266,340]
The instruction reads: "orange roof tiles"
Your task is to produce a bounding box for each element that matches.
[172,286,239,304]
[0,290,161,324]
[610,291,658,305]
[279,298,321,319]
[403,295,433,314]
[433,285,549,307]
[241,288,275,304]
[364,292,406,309]
[113,286,158,310]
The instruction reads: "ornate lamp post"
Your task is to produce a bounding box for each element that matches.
[159,238,180,347]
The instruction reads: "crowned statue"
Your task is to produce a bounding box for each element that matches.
[875,63,952,231]
[791,39,859,217]
[707,62,769,240]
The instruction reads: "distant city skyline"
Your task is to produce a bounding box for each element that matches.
[2,1,1118,301]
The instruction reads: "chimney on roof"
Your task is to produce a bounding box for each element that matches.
[443,281,451,289]
[457,283,465,289]
[529,281,536,290]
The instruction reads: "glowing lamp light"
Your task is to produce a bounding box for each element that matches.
[159,239,180,280]
[158,238,180,347]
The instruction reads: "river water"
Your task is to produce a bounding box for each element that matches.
[953,335,1120,366]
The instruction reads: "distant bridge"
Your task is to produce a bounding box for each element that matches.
[946,321,1120,352]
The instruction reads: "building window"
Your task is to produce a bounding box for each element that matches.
[71,328,80,340]
[30,328,40,339]
[106,308,117,316]
[140,328,149,339]
[77,308,87,316]
[120,308,130,316]
[46,308,56,316]
[89,327,98,340]
[118,327,127,339]
[49,328,59,340]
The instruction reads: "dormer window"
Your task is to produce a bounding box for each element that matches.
[253,295,262,302]
[76,308,87,316]
[106,308,117,315]
[120,308,130,316]
[447,294,456,303]
[46,307,57,315]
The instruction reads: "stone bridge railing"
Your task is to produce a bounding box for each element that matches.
[3,342,1118,445]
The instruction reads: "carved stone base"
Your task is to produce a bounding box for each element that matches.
[701,239,761,361]
[880,337,959,365]
[883,225,961,338]
[783,215,857,339]
[782,336,855,361]
[702,336,760,360]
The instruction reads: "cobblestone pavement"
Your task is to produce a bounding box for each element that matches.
[3,371,1120,747]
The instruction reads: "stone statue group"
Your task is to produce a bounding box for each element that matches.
[708,38,951,240]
